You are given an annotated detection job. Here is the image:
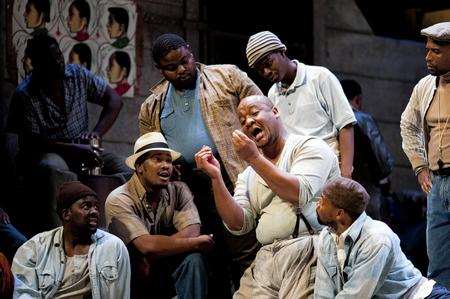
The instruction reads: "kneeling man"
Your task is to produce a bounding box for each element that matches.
[12,181,130,298]
[106,132,214,299]
[195,95,340,298]
[315,177,450,298]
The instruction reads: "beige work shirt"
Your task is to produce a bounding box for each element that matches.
[105,175,201,244]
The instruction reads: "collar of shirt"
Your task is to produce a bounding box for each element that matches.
[275,60,307,96]
[129,173,170,209]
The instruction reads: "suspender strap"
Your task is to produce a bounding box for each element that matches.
[293,207,315,238]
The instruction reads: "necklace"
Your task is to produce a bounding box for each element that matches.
[437,85,450,169]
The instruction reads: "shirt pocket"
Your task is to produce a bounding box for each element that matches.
[38,272,55,292]
[100,263,119,282]
[160,106,176,133]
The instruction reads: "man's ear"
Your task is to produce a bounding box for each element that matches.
[272,106,280,118]
[136,163,143,175]
[62,208,71,222]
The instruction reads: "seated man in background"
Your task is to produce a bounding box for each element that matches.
[314,177,450,298]
[6,32,129,234]
[195,95,340,298]
[12,181,130,298]
[106,132,213,299]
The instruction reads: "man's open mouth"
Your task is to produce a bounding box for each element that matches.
[158,171,171,179]
[250,127,263,141]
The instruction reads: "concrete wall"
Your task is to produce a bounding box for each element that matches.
[313,0,427,192]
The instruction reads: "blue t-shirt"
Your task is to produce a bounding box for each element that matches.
[160,74,217,164]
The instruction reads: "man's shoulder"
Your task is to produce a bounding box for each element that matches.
[415,74,436,90]
[26,227,62,247]
[302,63,334,79]
[105,182,134,206]
[360,218,395,247]
[288,134,331,151]
[95,229,126,246]
[203,63,240,73]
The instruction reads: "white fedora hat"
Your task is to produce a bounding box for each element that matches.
[125,132,181,170]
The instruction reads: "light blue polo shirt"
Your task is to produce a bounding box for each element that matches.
[160,74,217,164]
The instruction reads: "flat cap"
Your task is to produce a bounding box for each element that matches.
[421,22,450,42]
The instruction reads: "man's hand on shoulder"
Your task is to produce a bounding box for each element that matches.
[195,146,221,179]
[232,130,260,163]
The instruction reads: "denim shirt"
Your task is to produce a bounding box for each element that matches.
[12,227,130,299]
[314,213,423,299]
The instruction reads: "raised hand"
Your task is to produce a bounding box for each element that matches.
[232,130,260,163]
[195,146,221,179]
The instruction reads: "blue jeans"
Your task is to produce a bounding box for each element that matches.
[427,283,450,298]
[172,253,208,299]
[0,222,27,261]
[427,174,450,288]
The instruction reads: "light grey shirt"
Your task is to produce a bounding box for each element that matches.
[315,213,428,299]
[226,134,340,245]
[268,61,356,155]
[12,227,130,299]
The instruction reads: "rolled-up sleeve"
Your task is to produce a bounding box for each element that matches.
[291,138,339,207]
[320,72,356,131]
[105,194,149,244]
[224,169,258,235]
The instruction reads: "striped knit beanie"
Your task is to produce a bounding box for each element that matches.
[246,31,286,68]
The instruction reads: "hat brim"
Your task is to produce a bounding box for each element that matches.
[126,148,181,170]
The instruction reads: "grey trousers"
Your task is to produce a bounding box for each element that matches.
[234,236,318,299]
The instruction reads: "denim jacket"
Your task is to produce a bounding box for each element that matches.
[12,227,130,299]
[314,213,423,299]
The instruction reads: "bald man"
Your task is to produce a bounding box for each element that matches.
[196,95,340,298]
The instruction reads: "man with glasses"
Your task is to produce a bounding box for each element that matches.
[139,33,262,296]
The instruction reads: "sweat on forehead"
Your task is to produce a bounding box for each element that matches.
[238,95,274,111]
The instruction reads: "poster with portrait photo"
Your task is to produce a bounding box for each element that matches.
[12,0,137,97]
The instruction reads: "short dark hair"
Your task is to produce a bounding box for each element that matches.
[27,0,50,23]
[340,79,362,101]
[71,43,92,69]
[70,0,90,24]
[25,32,60,70]
[108,7,129,33]
[111,51,131,78]
[152,33,188,64]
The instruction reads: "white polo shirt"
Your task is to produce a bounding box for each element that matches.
[268,60,356,155]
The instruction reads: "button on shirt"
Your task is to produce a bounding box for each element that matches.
[160,73,218,165]
[268,61,356,155]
